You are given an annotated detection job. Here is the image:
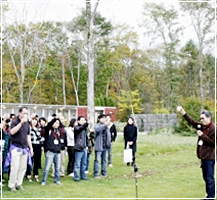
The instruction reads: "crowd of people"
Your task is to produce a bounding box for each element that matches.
[1,106,214,199]
[0,106,138,192]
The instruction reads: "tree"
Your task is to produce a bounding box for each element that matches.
[141,3,183,111]
[118,90,142,121]
[180,1,215,99]
[86,0,100,124]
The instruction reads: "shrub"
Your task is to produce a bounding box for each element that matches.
[153,107,169,114]
[175,97,210,135]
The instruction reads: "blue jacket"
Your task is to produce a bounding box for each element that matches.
[94,123,111,152]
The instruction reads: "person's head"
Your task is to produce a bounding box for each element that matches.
[18,107,29,120]
[10,113,16,120]
[59,115,66,125]
[77,116,86,125]
[98,114,106,124]
[52,118,60,129]
[69,118,76,128]
[200,110,212,126]
[0,118,5,130]
[39,117,47,127]
[30,117,39,128]
[127,117,134,125]
[105,114,111,123]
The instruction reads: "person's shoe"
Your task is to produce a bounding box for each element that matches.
[16,185,24,190]
[85,171,89,174]
[94,176,101,179]
[81,178,89,181]
[68,173,74,177]
[127,162,130,166]
[54,181,62,185]
[74,179,80,182]
[10,187,17,192]
[60,174,65,177]
[101,174,108,178]
[34,175,39,182]
[27,175,32,182]
[108,164,113,167]
[41,182,46,186]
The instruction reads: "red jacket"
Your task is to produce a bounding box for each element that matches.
[183,113,215,160]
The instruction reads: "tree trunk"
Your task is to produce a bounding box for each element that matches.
[62,53,66,105]
[69,61,80,106]
[86,0,99,125]
[27,57,43,103]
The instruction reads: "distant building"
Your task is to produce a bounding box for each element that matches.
[2,103,116,123]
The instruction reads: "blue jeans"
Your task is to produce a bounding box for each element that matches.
[94,150,107,177]
[41,151,60,183]
[74,149,87,181]
[201,159,215,198]
[85,152,91,171]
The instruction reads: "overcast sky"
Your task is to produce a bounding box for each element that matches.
[1,0,215,52]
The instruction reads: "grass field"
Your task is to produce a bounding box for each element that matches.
[2,134,207,199]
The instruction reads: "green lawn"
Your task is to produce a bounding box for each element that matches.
[2,134,207,199]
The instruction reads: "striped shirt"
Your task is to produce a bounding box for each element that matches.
[30,127,42,145]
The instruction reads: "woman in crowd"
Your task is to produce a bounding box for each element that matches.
[38,117,47,169]
[124,117,137,166]
[65,118,76,177]
[41,117,62,185]
[26,115,42,182]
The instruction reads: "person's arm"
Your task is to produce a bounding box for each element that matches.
[133,126,137,142]
[200,127,215,146]
[178,106,200,128]
[112,125,117,142]
[123,126,127,141]
[27,135,34,157]
[74,123,88,133]
[94,124,107,134]
[10,118,28,135]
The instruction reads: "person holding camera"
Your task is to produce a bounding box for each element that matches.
[177,107,215,199]
[94,114,111,178]
[5,107,33,192]
[74,116,89,181]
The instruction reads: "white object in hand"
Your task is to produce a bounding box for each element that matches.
[176,106,182,112]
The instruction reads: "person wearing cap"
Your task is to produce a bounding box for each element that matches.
[94,114,111,178]
[177,107,215,199]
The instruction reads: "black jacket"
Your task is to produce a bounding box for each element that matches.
[124,124,137,153]
[74,123,88,151]
[109,124,117,142]
[44,118,62,153]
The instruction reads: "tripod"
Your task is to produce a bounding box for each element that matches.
[134,164,139,198]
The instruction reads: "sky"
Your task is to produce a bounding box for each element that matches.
[1,0,216,52]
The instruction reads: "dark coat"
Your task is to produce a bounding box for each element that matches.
[74,123,88,151]
[124,124,137,153]
[44,118,62,153]
[184,113,215,160]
